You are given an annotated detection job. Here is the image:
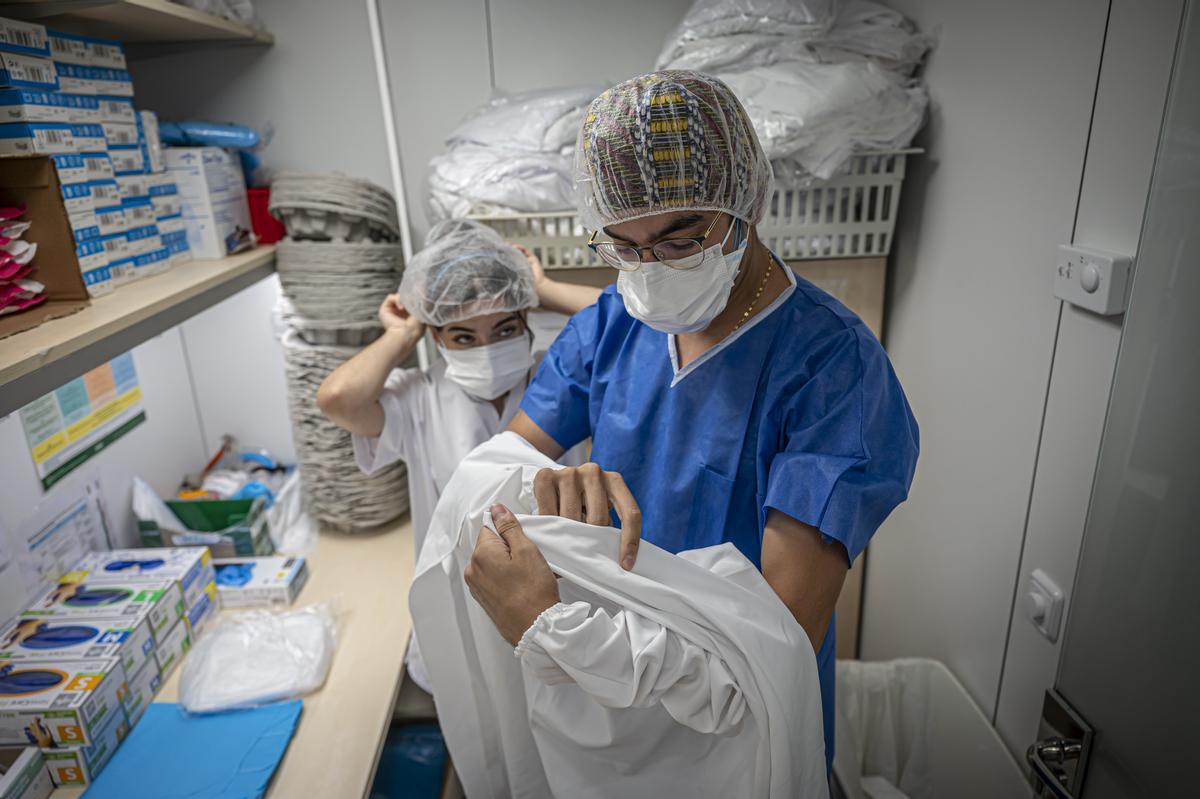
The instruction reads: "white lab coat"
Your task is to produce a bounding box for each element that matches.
[410,432,829,799]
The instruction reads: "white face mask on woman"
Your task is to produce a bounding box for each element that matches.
[438,335,534,401]
[616,221,747,335]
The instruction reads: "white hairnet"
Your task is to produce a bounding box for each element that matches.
[398,219,537,327]
[573,70,773,232]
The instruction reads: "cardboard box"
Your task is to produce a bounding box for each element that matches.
[0,18,49,58]
[152,619,190,679]
[0,657,124,747]
[21,579,184,640]
[0,155,90,339]
[0,615,154,679]
[165,147,253,259]
[184,581,220,640]
[58,180,90,215]
[101,120,136,148]
[48,31,125,70]
[60,94,100,124]
[87,177,118,207]
[0,746,53,799]
[68,123,103,152]
[213,556,310,609]
[125,224,160,257]
[0,122,72,155]
[68,210,100,244]
[68,548,216,610]
[117,657,160,727]
[80,151,112,180]
[52,64,131,97]
[106,255,134,287]
[38,699,128,788]
[94,203,127,236]
[116,172,150,200]
[50,152,86,183]
[130,246,171,279]
[164,232,191,267]
[0,53,55,91]
[0,89,67,123]
[95,96,133,124]
[121,196,155,227]
[108,144,143,176]
[75,238,110,296]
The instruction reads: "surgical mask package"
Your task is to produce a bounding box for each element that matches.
[179,602,339,714]
[438,336,534,400]
[616,224,747,334]
[264,470,318,556]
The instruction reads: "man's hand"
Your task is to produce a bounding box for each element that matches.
[464,504,561,646]
[378,294,425,340]
[513,244,546,288]
[533,464,642,570]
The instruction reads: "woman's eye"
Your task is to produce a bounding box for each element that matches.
[453,335,474,345]
[497,327,517,338]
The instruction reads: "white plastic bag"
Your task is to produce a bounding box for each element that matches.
[265,470,318,556]
[179,602,339,713]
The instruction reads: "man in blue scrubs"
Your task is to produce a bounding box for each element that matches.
[464,70,919,773]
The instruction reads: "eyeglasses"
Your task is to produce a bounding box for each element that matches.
[587,214,725,272]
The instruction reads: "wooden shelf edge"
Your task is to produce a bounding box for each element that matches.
[0,0,274,46]
[0,245,276,418]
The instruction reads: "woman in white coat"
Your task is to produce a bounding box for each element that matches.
[317,219,598,691]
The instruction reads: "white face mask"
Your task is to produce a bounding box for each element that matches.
[438,335,534,401]
[616,222,748,335]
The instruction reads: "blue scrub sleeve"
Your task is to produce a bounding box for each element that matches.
[520,300,602,451]
[764,327,918,563]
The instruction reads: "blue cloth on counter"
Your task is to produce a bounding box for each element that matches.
[84,700,302,799]
[520,276,919,772]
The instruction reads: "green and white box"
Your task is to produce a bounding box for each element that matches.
[0,614,154,680]
[0,746,53,799]
[153,619,191,679]
[68,547,216,609]
[22,579,184,639]
[118,657,160,727]
[213,556,309,609]
[0,657,124,747]
[39,700,128,788]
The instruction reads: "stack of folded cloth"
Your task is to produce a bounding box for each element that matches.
[270,173,409,532]
[0,204,45,317]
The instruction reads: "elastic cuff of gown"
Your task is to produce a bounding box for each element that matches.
[513,602,569,659]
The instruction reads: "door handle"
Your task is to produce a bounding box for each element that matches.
[1027,737,1083,798]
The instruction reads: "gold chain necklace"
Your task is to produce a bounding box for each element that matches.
[733,259,773,331]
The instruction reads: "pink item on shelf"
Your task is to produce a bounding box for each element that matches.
[0,293,46,315]
[0,204,27,221]
[0,240,37,278]
[0,278,45,315]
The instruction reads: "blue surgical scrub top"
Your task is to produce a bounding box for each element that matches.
[521,273,919,772]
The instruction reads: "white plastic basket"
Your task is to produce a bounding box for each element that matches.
[469,150,918,267]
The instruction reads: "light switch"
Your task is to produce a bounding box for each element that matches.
[1055,244,1133,315]
[1026,569,1065,643]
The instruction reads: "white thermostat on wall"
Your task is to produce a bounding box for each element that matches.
[1055,244,1134,315]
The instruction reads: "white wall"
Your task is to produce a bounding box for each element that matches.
[992,0,1184,754]
[860,0,1109,717]
[130,0,393,184]
[380,0,693,243]
[0,330,208,619]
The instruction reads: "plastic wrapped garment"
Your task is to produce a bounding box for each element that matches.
[657,0,931,180]
[179,603,338,713]
[427,87,601,221]
[657,0,931,76]
[396,218,536,327]
[722,61,927,178]
[573,70,773,231]
[410,431,828,799]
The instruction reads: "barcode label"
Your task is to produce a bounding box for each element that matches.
[4,30,37,48]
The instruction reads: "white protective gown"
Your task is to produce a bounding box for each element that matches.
[410,432,829,798]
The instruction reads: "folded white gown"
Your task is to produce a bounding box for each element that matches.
[410,432,829,798]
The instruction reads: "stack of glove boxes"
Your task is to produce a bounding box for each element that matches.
[0,547,219,788]
[0,16,190,298]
